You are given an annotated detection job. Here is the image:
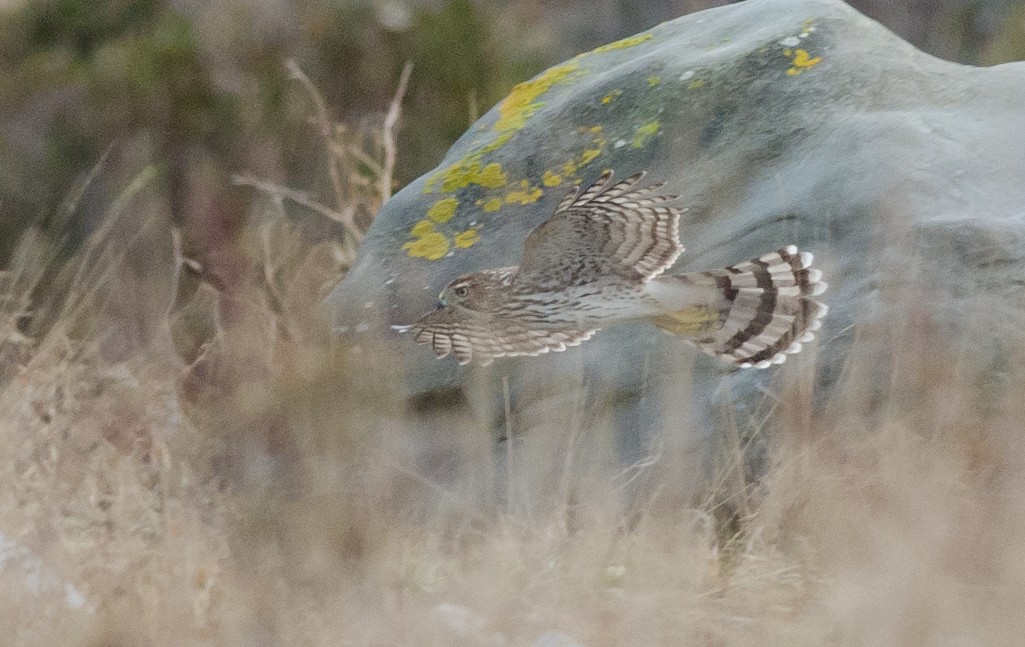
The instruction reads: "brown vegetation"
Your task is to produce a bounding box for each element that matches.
[3,58,1025,647]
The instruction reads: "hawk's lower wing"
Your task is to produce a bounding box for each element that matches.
[515,170,686,291]
[408,306,596,366]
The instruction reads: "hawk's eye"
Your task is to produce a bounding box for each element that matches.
[454,286,469,298]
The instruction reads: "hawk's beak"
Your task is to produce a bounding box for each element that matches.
[436,298,447,309]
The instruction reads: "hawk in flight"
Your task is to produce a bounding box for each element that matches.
[399,170,827,368]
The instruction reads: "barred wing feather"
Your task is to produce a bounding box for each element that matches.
[516,170,687,290]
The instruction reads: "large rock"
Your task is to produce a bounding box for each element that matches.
[325,0,1025,503]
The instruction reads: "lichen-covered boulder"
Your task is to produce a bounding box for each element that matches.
[325,0,1025,498]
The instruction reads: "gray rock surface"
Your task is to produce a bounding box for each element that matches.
[326,0,1025,503]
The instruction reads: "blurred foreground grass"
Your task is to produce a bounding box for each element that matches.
[3,89,1025,647]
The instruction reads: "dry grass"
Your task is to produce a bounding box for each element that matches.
[3,83,1025,646]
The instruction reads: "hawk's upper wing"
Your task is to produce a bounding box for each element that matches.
[408,306,596,366]
[515,170,686,290]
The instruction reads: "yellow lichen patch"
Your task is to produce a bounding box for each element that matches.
[480,197,503,213]
[426,197,459,223]
[589,33,653,55]
[422,57,591,199]
[418,32,661,201]
[794,49,822,67]
[454,228,480,249]
[687,78,705,90]
[411,219,435,237]
[547,131,607,184]
[403,220,450,261]
[579,147,602,165]
[476,163,507,187]
[504,184,543,206]
[785,48,823,76]
[422,30,659,200]
[631,120,660,149]
[425,159,508,194]
[479,132,512,154]
[515,128,608,195]
[495,61,581,133]
[600,89,623,105]
[647,75,661,87]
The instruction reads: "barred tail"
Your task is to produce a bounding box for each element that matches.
[649,245,828,369]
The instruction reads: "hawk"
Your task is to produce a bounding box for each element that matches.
[398,170,827,368]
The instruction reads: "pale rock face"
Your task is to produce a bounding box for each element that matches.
[326,0,1025,495]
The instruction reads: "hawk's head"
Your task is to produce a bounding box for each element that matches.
[438,275,488,311]
[437,268,517,312]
